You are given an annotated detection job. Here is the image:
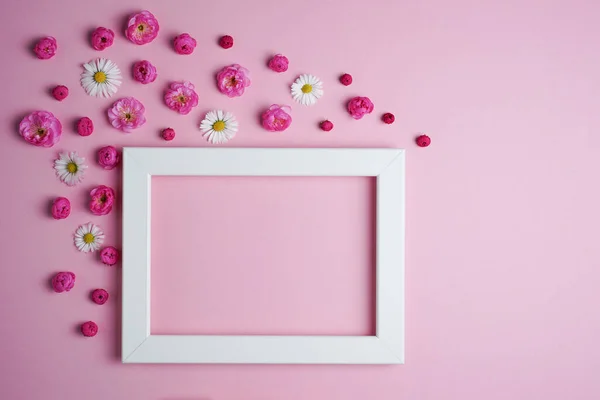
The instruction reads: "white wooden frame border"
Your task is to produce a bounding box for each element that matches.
[122,148,405,364]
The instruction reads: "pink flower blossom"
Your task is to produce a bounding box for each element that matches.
[91,27,114,51]
[125,10,160,45]
[132,60,157,84]
[89,185,115,216]
[216,64,251,97]
[52,85,68,101]
[77,117,94,136]
[19,111,62,147]
[91,289,109,305]
[164,81,199,115]
[173,33,196,55]
[81,321,98,337]
[52,272,75,293]
[261,104,292,132]
[347,96,374,120]
[51,197,71,220]
[33,36,57,60]
[107,97,146,133]
[97,146,120,170]
[268,54,289,73]
[100,246,119,266]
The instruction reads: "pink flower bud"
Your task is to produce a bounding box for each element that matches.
[51,197,71,220]
[97,146,120,170]
[52,272,75,293]
[77,117,94,136]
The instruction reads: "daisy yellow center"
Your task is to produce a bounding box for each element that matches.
[67,162,78,173]
[301,84,313,94]
[213,121,226,132]
[83,233,95,244]
[94,71,107,83]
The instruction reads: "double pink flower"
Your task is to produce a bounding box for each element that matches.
[89,185,116,216]
[261,105,292,132]
[125,10,160,45]
[19,111,62,147]
[132,60,157,84]
[216,64,251,98]
[173,33,196,55]
[347,96,374,120]
[97,146,119,170]
[164,81,199,115]
[107,97,146,133]
[33,36,57,60]
[91,27,114,51]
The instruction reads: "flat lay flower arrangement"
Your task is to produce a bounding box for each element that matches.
[23,10,431,338]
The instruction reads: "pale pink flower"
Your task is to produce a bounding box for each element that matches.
[97,146,120,170]
[107,97,146,133]
[51,197,71,220]
[132,60,157,84]
[89,185,115,216]
[125,10,160,45]
[52,272,75,293]
[19,111,62,147]
[100,246,119,266]
[164,81,199,115]
[261,104,292,132]
[216,64,251,97]
[91,27,114,51]
[173,33,196,55]
[347,96,374,120]
[33,36,57,59]
[268,54,289,73]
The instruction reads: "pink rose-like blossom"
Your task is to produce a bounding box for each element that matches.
[51,197,71,220]
[125,10,160,45]
[77,117,94,136]
[19,111,62,147]
[91,289,109,305]
[52,85,69,101]
[132,60,157,84]
[107,97,146,133]
[261,104,292,132]
[97,146,120,170]
[33,36,57,60]
[164,81,199,115]
[52,272,75,293]
[347,96,374,120]
[216,64,251,98]
[268,54,289,73]
[100,246,119,266]
[81,321,98,337]
[91,27,114,51]
[173,33,196,55]
[89,185,115,216]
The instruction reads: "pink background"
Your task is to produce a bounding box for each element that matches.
[1,0,599,399]
[150,176,376,336]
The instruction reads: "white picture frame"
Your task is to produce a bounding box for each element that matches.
[122,147,405,364]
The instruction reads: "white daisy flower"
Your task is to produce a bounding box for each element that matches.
[73,222,105,253]
[291,74,323,106]
[54,151,87,187]
[199,110,239,144]
[80,58,122,98]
